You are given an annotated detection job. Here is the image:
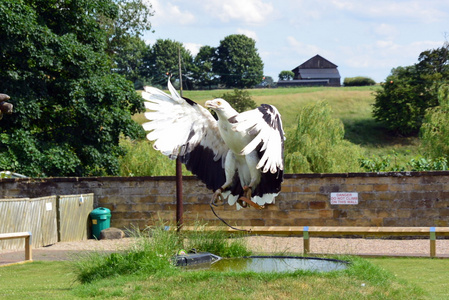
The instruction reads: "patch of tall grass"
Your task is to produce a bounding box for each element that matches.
[73,223,251,283]
[119,138,192,176]
[183,223,251,258]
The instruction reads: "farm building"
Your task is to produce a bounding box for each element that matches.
[278,55,341,87]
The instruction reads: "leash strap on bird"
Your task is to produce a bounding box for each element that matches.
[209,196,249,232]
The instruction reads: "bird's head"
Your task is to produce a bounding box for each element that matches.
[205,98,230,112]
[205,98,238,120]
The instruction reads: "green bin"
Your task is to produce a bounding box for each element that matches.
[90,207,111,239]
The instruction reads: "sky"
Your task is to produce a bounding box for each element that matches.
[143,0,449,83]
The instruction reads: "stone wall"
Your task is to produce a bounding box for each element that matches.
[1,171,448,229]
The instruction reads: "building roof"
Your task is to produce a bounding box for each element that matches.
[298,68,340,79]
[293,54,338,70]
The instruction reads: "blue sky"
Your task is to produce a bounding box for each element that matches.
[143,0,449,83]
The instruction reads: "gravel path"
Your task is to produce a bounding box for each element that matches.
[2,236,449,265]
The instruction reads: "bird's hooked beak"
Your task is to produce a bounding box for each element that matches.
[205,100,219,110]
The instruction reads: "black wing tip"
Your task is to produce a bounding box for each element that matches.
[182,97,197,106]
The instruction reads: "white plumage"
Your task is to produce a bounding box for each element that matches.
[142,80,285,210]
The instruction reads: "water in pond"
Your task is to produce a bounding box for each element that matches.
[209,256,349,273]
[177,254,349,273]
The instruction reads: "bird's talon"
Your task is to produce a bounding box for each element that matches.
[212,188,226,206]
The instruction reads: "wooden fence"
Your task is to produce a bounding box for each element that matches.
[0,194,93,250]
[58,194,94,242]
[181,226,449,258]
[0,196,57,250]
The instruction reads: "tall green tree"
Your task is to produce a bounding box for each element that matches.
[285,102,363,173]
[420,84,449,159]
[0,0,144,177]
[373,43,449,135]
[104,0,154,87]
[213,34,264,88]
[191,45,218,89]
[141,39,193,88]
[372,66,434,135]
[278,70,295,81]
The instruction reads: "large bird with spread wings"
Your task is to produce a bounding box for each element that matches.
[142,80,285,210]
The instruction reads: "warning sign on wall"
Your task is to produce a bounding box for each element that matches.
[330,192,358,205]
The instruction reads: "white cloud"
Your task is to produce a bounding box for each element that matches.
[328,0,449,22]
[203,0,274,24]
[341,39,443,72]
[372,23,399,41]
[183,42,203,56]
[237,29,258,41]
[151,0,196,26]
[285,36,330,58]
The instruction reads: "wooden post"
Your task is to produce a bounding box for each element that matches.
[25,233,32,261]
[303,226,310,254]
[430,227,436,258]
[0,232,33,265]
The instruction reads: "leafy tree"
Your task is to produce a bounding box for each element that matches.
[213,34,264,88]
[373,43,449,136]
[420,84,449,159]
[104,0,154,88]
[0,0,144,177]
[114,36,148,88]
[372,66,436,135]
[285,102,363,173]
[141,39,194,89]
[263,76,274,87]
[278,70,295,81]
[416,42,449,96]
[191,45,218,89]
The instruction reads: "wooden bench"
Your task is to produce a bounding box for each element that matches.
[0,232,32,265]
[181,226,449,258]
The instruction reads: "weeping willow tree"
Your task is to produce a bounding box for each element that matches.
[420,85,449,159]
[285,101,364,173]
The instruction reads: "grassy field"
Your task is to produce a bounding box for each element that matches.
[2,257,448,299]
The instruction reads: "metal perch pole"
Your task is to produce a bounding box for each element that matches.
[176,48,184,231]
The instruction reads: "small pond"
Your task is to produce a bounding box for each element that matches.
[210,256,349,273]
[176,253,349,273]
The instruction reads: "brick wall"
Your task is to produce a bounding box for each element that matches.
[1,171,448,229]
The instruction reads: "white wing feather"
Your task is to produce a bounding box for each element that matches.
[233,106,285,173]
[142,82,227,161]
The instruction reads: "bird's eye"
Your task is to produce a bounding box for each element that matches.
[217,101,222,106]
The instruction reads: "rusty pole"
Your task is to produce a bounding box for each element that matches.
[176,48,184,231]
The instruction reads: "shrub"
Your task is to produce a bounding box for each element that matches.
[218,89,257,113]
[343,77,376,86]
[420,85,449,159]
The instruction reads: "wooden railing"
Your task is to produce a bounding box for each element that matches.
[0,232,32,265]
[181,226,449,258]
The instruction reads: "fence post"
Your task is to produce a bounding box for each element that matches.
[430,227,436,258]
[303,226,310,254]
[25,232,32,261]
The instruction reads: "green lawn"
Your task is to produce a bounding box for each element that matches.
[368,257,449,300]
[2,257,448,299]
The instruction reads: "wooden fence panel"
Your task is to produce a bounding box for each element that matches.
[0,198,30,250]
[28,196,58,248]
[58,194,94,242]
